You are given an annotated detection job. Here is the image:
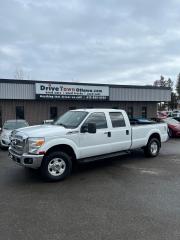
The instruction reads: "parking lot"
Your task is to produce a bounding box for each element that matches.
[0,139,180,240]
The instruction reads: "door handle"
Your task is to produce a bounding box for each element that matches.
[104,131,111,137]
[126,130,129,135]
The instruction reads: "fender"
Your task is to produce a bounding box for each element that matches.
[145,128,161,145]
[40,138,79,159]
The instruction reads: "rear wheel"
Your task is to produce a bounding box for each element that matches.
[144,138,160,157]
[40,151,72,181]
[168,128,173,138]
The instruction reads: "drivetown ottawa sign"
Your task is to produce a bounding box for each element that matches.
[35,83,109,101]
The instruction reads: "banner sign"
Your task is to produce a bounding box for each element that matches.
[35,83,109,100]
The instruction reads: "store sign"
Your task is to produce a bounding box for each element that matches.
[35,83,109,100]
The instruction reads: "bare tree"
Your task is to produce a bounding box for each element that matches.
[14,68,24,80]
[14,67,31,80]
[153,75,173,88]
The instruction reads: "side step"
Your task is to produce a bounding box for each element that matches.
[78,150,131,163]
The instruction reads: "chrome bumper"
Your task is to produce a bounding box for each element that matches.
[8,147,44,169]
[1,139,10,148]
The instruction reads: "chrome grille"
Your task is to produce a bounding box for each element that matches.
[10,133,27,155]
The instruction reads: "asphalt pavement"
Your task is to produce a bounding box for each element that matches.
[0,139,180,240]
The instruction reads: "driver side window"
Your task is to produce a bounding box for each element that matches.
[83,112,107,129]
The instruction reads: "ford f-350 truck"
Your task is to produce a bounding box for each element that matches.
[9,109,168,181]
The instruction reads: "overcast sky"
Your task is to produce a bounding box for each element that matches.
[0,0,180,85]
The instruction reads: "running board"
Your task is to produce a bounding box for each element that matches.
[78,150,131,163]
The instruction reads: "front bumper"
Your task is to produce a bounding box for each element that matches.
[0,139,10,148]
[8,147,44,169]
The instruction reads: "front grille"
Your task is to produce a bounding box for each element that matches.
[10,134,27,155]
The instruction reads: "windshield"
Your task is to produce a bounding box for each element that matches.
[3,121,28,130]
[54,111,88,128]
[163,118,179,125]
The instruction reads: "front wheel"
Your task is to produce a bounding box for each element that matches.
[144,138,160,157]
[40,151,72,181]
[0,143,8,150]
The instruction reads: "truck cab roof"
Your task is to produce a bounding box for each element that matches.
[71,108,124,113]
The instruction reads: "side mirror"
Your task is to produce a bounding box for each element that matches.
[0,128,1,132]
[87,122,96,134]
[81,125,87,133]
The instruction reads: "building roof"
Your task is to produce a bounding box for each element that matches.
[0,78,171,102]
[0,78,171,90]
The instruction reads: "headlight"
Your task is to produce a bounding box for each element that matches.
[1,133,8,139]
[28,137,45,154]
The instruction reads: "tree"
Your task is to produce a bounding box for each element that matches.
[176,73,180,99]
[153,75,165,87]
[167,78,173,90]
[153,75,173,89]
[154,75,177,110]
[14,67,31,80]
[159,75,166,87]
[14,68,24,80]
[168,92,178,110]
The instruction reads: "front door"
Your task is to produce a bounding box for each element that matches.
[79,112,110,159]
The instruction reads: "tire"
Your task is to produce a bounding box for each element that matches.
[168,128,173,138]
[0,145,8,150]
[144,138,160,157]
[40,151,72,181]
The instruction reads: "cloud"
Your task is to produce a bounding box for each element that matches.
[0,0,180,85]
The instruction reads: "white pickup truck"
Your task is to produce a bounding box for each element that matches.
[9,109,168,181]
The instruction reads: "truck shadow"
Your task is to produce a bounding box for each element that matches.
[7,149,148,185]
[72,149,146,175]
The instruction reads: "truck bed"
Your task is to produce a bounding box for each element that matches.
[130,122,168,149]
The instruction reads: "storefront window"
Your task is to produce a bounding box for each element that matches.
[69,106,76,110]
[50,107,58,119]
[127,107,133,119]
[16,106,24,119]
[142,106,147,118]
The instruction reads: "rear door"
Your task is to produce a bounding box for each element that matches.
[108,112,131,152]
[79,112,111,159]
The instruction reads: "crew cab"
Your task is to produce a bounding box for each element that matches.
[8,109,168,181]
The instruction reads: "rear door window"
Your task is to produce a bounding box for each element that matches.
[109,112,126,128]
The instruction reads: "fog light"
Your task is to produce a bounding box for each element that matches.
[24,158,33,164]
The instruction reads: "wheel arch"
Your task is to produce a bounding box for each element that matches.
[44,144,77,162]
[147,133,161,147]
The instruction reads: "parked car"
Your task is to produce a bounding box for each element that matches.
[42,119,54,125]
[9,109,168,181]
[172,110,180,118]
[157,110,173,118]
[0,119,29,149]
[173,117,180,122]
[160,117,180,137]
[130,118,156,125]
[157,111,167,119]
